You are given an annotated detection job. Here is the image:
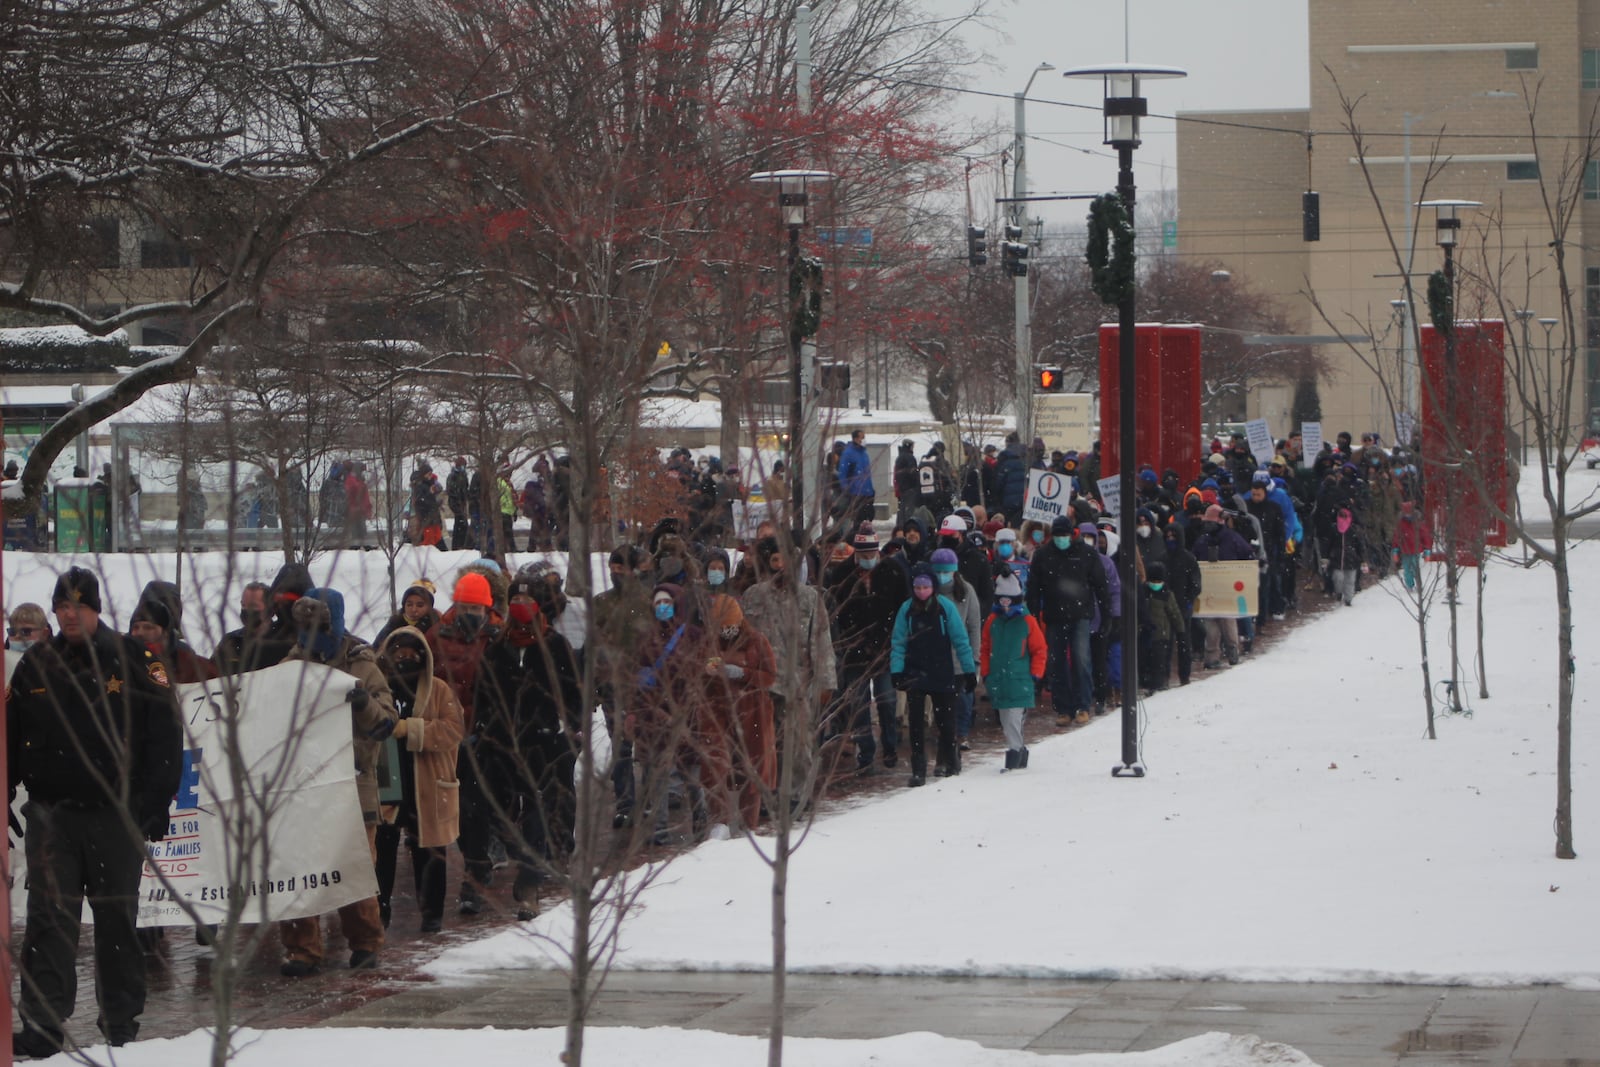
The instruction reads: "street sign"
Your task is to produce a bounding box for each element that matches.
[817,227,873,247]
[1161,220,1178,249]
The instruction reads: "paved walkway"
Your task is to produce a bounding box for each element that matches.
[323,969,1600,1067]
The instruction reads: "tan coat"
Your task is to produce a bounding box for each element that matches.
[377,626,463,848]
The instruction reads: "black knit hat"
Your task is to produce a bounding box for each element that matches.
[52,567,102,613]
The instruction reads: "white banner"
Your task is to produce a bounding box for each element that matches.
[1033,393,1095,455]
[7,654,377,927]
[1023,469,1072,524]
[1245,418,1275,467]
[1301,422,1322,468]
[1096,475,1122,519]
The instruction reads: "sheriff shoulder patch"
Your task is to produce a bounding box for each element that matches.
[147,662,170,688]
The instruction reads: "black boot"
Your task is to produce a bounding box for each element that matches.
[1018,747,1029,769]
[1003,749,1018,771]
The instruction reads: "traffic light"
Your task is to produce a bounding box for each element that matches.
[1036,366,1064,392]
[1001,223,1029,277]
[966,225,987,267]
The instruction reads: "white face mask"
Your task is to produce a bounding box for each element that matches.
[1137,526,1151,539]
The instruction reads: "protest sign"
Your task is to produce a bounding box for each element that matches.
[1023,469,1072,524]
[1193,560,1261,618]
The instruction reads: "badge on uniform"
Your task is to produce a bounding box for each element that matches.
[107,676,124,694]
[147,662,170,688]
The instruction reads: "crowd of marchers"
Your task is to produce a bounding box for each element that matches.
[2,423,1433,1059]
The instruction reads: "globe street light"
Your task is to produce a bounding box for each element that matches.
[1062,62,1185,779]
[750,168,832,538]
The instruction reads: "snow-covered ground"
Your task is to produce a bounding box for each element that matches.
[3,537,1595,1066]
[18,1026,1315,1067]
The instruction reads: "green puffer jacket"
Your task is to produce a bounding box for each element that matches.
[980,607,1047,709]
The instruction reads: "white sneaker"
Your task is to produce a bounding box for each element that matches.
[1271,613,1286,621]
[708,823,732,841]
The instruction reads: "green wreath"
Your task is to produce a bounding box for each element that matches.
[1426,269,1452,336]
[790,255,824,338]
[1086,193,1136,306]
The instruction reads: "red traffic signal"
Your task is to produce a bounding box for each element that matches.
[1036,366,1063,392]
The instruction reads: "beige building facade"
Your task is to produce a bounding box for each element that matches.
[1178,0,1600,442]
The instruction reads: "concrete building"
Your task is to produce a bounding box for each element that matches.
[1177,0,1599,442]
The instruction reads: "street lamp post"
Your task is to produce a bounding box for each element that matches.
[1013,62,1054,446]
[1063,62,1185,779]
[751,169,833,540]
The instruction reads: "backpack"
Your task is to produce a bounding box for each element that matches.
[918,460,948,505]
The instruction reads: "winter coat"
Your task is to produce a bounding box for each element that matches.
[1025,540,1111,628]
[283,625,397,820]
[979,606,1046,708]
[475,616,583,801]
[1247,497,1289,561]
[1393,513,1433,555]
[825,557,911,670]
[1091,548,1121,630]
[7,624,182,819]
[890,595,976,694]
[427,605,503,734]
[837,440,875,497]
[375,627,463,848]
[1138,585,1185,644]
[702,624,779,825]
[344,471,373,520]
[592,575,655,692]
[953,539,995,616]
[740,577,837,702]
[1191,522,1255,563]
[632,588,712,761]
[996,443,1029,514]
[1162,541,1202,609]
[943,577,981,677]
[1328,522,1366,571]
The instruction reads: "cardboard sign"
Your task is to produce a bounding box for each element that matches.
[1023,468,1072,523]
[1245,418,1275,468]
[1301,422,1322,468]
[1033,393,1096,455]
[1096,475,1122,519]
[6,655,380,927]
[1192,560,1261,618]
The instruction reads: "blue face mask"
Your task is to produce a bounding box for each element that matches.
[1148,582,1165,592]
[1052,536,1072,550]
[1031,529,1046,544]
[937,571,954,586]
[997,543,1014,559]
[857,555,878,570]
[653,602,675,622]
[708,570,726,587]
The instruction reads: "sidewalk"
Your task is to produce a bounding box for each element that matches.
[320,969,1600,1067]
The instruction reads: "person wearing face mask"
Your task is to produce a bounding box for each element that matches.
[474,572,583,919]
[427,566,505,915]
[936,514,994,617]
[980,571,1046,771]
[825,522,909,773]
[703,547,733,594]
[1133,507,1166,572]
[930,548,980,754]
[1246,474,1289,625]
[593,546,653,825]
[5,602,51,654]
[1136,562,1185,695]
[1025,515,1111,729]
[373,629,463,933]
[633,583,713,845]
[1086,524,1124,718]
[697,595,776,835]
[890,566,977,785]
[991,527,1030,591]
[279,587,396,976]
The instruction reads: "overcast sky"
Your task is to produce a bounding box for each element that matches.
[917,0,1311,228]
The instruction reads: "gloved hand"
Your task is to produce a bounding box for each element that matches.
[962,673,977,693]
[720,662,745,680]
[891,672,909,691]
[140,810,170,843]
[1286,539,1296,556]
[346,685,371,713]
[367,717,396,742]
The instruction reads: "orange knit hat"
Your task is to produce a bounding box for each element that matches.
[453,572,493,608]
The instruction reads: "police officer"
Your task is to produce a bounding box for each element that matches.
[7,567,182,1056]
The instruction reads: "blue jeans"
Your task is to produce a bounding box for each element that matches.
[1046,619,1094,716]
[838,661,898,766]
[956,689,975,738]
